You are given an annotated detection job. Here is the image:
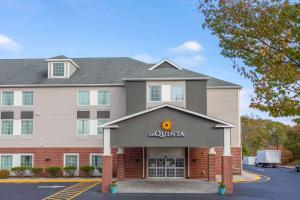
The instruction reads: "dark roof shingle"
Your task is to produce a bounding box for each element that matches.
[0,57,241,88]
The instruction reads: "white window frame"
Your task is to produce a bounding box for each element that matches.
[77,119,90,135]
[1,91,14,106]
[98,90,111,106]
[0,154,13,170]
[20,154,34,168]
[77,91,90,106]
[51,62,66,78]
[63,153,79,176]
[148,85,162,102]
[22,91,34,106]
[1,119,14,135]
[21,119,33,135]
[171,85,185,102]
[0,153,34,170]
[90,153,102,168]
[97,119,110,136]
[90,153,102,176]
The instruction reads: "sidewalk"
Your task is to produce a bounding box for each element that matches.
[216,170,261,183]
[0,177,101,183]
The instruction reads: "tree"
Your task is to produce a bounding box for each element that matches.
[285,124,300,159]
[241,116,288,155]
[199,0,300,120]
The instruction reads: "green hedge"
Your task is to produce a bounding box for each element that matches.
[80,166,95,177]
[63,166,77,177]
[11,167,28,176]
[46,166,61,177]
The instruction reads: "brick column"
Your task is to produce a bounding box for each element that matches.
[101,155,113,193]
[221,155,233,193]
[117,153,125,180]
[208,148,216,182]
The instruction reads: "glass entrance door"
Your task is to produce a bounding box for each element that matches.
[148,157,184,178]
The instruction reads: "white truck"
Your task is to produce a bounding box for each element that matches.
[256,150,281,168]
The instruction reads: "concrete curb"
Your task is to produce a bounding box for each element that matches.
[0,179,101,184]
[235,171,261,183]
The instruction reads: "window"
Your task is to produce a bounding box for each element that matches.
[77,119,89,135]
[149,85,161,101]
[52,62,65,77]
[20,155,33,168]
[1,120,13,135]
[2,92,14,106]
[77,91,90,106]
[97,119,109,135]
[21,120,33,135]
[0,155,13,170]
[98,91,110,106]
[22,92,33,106]
[171,86,184,101]
[91,154,102,169]
[64,154,78,167]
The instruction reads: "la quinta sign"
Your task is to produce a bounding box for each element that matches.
[148,120,185,138]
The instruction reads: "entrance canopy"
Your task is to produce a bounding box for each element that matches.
[101,104,234,148]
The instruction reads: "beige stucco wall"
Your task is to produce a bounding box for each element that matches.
[0,86,125,147]
[207,88,241,147]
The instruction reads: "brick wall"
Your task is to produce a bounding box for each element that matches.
[189,148,209,179]
[188,147,242,179]
[215,147,242,175]
[0,146,241,178]
[124,147,144,178]
[0,147,118,176]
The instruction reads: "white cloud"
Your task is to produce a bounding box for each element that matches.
[0,34,22,51]
[170,54,205,68]
[169,41,203,54]
[132,53,156,63]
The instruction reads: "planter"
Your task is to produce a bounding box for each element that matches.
[110,186,118,194]
[218,187,226,195]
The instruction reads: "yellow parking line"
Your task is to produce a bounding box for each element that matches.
[0,179,100,184]
[42,182,100,200]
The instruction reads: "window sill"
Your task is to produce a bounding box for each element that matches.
[0,135,34,140]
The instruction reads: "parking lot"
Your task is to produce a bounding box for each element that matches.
[0,166,299,200]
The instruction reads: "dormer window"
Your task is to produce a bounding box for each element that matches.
[47,55,80,79]
[52,62,66,77]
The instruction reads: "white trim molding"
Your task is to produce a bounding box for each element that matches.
[148,59,183,70]
[223,128,231,156]
[103,128,111,155]
[101,104,235,128]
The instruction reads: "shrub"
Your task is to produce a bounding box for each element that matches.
[219,183,226,188]
[97,167,102,174]
[0,170,10,179]
[11,167,27,177]
[46,166,61,177]
[30,168,43,177]
[80,166,95,177]
[63,166,77,177]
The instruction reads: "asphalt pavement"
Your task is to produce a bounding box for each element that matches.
[0,166,298,200]
[76,166,300,200]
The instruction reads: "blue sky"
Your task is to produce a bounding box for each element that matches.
[0,0,293,124]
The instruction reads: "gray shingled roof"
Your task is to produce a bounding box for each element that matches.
[0,57,241,87]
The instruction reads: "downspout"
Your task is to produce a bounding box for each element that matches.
[188,147,190,178]
[143,147,145,178]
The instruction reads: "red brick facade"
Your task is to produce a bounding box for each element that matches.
[117,153,125,180]
[101,155,113,193]
[124,147,144,178]
[0,146,241,180]
[221,155,233,193]
[208,152,216,182]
